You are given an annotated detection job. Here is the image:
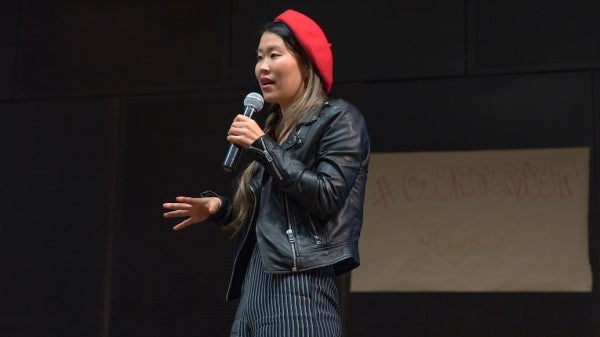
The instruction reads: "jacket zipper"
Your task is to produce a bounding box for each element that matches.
[284,196,298,272]
[291,127,321,246]
[293,126,304,146]
[283,126,308,271]
[260,137,284,181]
[286,228,298,272]
[305,209,323,245]
[226,184,257,300]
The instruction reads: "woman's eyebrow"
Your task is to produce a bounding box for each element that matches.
[257,45,282,53]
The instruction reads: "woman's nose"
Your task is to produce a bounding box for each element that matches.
[256,60,270,73]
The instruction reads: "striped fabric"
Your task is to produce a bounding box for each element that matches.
[230,246,342,337]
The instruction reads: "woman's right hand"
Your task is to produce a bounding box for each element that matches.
[163,196,222,231]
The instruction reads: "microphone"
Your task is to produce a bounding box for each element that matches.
[222,92,264,172]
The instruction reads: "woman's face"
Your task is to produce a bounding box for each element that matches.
[255,31,305,112]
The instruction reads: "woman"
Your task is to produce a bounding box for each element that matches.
[163,9,370,337]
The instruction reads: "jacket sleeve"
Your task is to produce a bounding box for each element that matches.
[247,105,369,220]
[198,190,233,227]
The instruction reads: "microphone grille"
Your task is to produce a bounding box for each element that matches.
[244,92,264,112]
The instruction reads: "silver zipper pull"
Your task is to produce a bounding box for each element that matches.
[286,229,295,243]
[286,229,298,271]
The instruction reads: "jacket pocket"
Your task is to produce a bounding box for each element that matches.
[305,209,327,247]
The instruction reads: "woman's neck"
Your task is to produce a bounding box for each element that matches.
[278,108,292,144]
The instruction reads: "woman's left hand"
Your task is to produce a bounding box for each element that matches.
[226,114,265,148]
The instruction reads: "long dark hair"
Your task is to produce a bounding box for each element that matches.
[223,21,327,235]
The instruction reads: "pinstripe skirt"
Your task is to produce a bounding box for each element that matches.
[230,245,342,337]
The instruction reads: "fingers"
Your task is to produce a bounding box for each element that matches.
[163,201,190,209]
[229,114,259,132]
[163,199,191,219]
[163,209,188,218]
[227,115,264,148]
[173,218,192,231]
[227,117,248,138]
[163,196,216,231]
[233,114,252,123]
[175,196,194,203]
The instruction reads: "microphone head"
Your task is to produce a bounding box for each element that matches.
[244,92,264,112]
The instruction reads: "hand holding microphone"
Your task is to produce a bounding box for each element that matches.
[222,92,264,172]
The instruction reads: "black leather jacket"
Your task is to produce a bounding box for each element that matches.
[208,99,370,301]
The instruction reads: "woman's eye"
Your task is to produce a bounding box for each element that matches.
[270,53,279,59]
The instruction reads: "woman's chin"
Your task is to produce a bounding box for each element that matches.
[261,93,277,105]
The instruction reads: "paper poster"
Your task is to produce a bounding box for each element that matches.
[351,147,592,292]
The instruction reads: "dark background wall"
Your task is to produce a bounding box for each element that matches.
[1,0,598,336]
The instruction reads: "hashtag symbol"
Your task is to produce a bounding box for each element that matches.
[370,176,395,208]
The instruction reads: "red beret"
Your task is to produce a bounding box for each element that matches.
[274,9,333,93]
